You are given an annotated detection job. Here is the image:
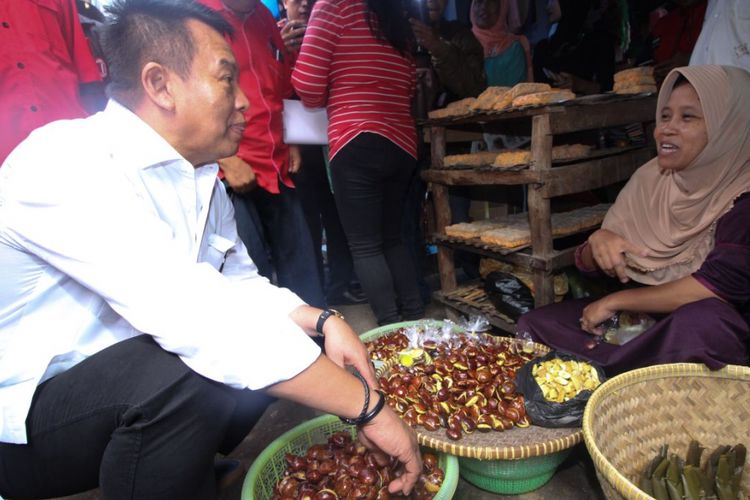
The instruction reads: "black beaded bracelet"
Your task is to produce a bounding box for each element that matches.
[339,370,370,425]
[355,390,386,426]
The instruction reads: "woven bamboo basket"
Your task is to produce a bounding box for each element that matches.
[582,363,750,500]
[374,335,583,494]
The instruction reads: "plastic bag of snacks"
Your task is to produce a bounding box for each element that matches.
[599,311,655,345]
[514,350,606,428]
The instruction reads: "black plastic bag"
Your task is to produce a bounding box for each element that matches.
[483,271,534,321]
[514,351,607,428]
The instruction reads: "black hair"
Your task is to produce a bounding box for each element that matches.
[673,74,690,88]
[365,0,415,56]
[101,0,233,106]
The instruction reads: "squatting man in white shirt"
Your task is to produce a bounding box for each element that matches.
[0,0,421,498]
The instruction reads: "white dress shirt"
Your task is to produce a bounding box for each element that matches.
[689,0,750,73]
[0,101,320,444]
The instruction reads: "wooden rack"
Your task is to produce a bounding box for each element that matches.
[421,93,657,332]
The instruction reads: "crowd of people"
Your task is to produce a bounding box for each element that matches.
[0,0,748,498]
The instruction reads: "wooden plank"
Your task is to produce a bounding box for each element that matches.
[431,184,457,292]
[430,127,446,170]
[431,237,577,271]
[539,147,654,198]
[433,291,517,334]
[422,129,484,144]
[548,96,656,134]
[421,168,543,185]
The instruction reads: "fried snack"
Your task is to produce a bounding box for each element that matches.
[551,143,592,161]
[444,219,505,239]
[613,74,656,89]
[442,151,501,167]
[491,150,531,168]
[470,86,511,111]
[614,66,654,83]
[614,83,657,95]
[511,89,576,108]
[492,82,552,110]
[479,227,531,248]
[551,203,610,235]
[427,97,477,119]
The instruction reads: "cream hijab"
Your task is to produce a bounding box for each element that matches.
[601,65,750,285]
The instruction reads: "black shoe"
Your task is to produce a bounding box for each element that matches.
[328,289,368,305]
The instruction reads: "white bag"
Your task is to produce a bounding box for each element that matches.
[282,99,328,145]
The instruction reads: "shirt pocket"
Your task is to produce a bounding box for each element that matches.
[28,0,70,63]
[203,234,235,272]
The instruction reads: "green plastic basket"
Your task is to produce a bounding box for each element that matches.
[458,449,572,494]
[241,414,459,500]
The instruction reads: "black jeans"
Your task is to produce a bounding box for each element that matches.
[230,183,326,308]
[0,336,272,500]
[329,133,424,324]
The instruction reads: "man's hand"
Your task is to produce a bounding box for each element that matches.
[288,145,303,175]
[280,19,306,53]
[322,316,378,389]
[587,229,650,283]
[218,156,256,193]
[409,18,442,54]
[358,407,422,495]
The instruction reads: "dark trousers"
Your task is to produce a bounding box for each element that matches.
[0,336,272,500]
[292,145,355,301]
[329,133,424,325]
[230,183,326,308]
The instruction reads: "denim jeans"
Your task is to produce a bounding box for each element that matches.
[0,336,272,500]
[330,133,424,324]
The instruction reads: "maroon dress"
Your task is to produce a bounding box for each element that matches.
[517,194,750,376]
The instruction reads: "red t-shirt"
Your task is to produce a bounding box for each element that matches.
[291,0,417,161]
[203,0,295,194]
[651,1,707,64]
[0,0,101,165]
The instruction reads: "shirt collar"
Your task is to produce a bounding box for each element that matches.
[102,99,216,174]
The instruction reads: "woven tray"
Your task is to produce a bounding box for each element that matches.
[583,363,750,500]
[376,342,583,461]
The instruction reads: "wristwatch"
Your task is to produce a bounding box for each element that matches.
[315,308,344,337]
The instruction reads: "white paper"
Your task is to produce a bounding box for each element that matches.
[282,99,328,145]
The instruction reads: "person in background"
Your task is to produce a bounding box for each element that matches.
[0,0,422,497]
[278,0,367,306]
[293,0,425,325]
[0,0,104,165]
[532,0,619,94]
[471,0,533,85]
[409,0,486,112]
[518,65,750,376]
[689,0,750,74]
[519,0,560,48]
[647,0,707,84]
[201,0,327,309]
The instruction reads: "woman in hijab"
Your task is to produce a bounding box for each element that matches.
[471,0,533,86]
[517,65,750,375]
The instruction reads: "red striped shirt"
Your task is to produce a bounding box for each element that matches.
[291,0,417,160]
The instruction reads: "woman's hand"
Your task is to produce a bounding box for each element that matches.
[280,19,306,52]
[580,295,617,335]
[322,316,378,389]
[587,229,650,283]
[409,19,442,54]
[358,406,422,495]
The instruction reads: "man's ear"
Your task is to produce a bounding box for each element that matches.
[141,62,176,111]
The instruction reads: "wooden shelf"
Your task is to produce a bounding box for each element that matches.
[425,93,657,312]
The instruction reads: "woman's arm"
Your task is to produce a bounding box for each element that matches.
[291,0,340,107]
[580,276,721,334]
